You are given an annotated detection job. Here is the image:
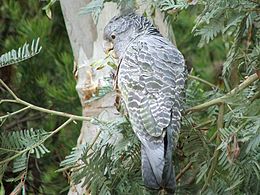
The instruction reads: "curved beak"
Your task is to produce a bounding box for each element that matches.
[103,41,114,54]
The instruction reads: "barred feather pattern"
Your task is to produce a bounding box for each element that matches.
[104,13,187,192]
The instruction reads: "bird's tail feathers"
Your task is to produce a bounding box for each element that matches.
[141,130,176,193]
[141,145,162,190]
[162,127,176,193]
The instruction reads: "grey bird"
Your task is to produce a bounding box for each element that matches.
[103,12,187,193]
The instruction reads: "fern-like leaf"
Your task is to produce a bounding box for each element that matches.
[79,0,105,23]
[0,128,50,174]
[0,38,42,68]
[59,144,87,171]
[159,0,189,11]
[12,153,29,173]
[194,21,223,47]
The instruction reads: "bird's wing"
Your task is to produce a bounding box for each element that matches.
[122,35,186,137]
[118,35,187,189]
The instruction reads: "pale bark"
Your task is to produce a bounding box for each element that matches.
[60,1,119,194]
[59,1,168,194]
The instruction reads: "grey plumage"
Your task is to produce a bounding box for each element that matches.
[103,12,187,193]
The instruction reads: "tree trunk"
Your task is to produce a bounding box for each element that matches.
[60,1,119,194]
[59,1,168,194]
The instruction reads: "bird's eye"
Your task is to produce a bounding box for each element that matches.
[111,34,116,39]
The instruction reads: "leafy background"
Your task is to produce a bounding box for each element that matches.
[0,0,81,194]
[0,0,259,194]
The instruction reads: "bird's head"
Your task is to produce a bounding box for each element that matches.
[103,12,159,59]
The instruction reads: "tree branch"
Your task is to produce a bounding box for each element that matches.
[0,106,30,120]
[0,79,91,121]
[201,103,225,192]
[188,75,217,88]
[4,113,43,130]
[176,161,193,181]
[186,73,259,114]
[0,99,18,104]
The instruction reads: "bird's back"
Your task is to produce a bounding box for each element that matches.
[116,33,186,192]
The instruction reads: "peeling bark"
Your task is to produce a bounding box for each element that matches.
[60,1,120,194]
[59,1,168,194]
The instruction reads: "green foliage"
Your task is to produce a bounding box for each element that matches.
[159,0,190,11]
[80,0,136,23]
[0,0,80,194]
[167,1,259,193]
[80,0,106,23]
[0,38,42,68]
[42,0,57,19]
[175,77,259,194]
[1,128,49,156]
[62,0,260,194]
[1,0,259,194]
[60,117,144,194]
[0,129,49,180]
[59,144,86,170]
[191,0,260,77]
